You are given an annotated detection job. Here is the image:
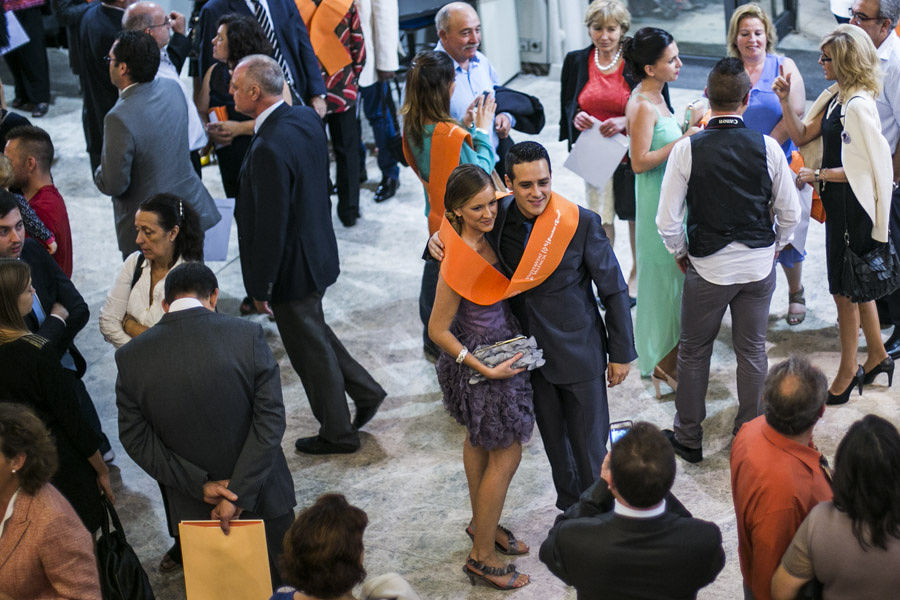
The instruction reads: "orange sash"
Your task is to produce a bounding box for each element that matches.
[403,122,471,235]
[440,192,580,305]
[294,0,353,76]
[790,150,825,223]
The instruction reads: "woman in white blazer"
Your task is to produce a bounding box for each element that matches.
[774,24,895,404]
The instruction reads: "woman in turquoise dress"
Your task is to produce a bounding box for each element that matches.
[624,28,700,395]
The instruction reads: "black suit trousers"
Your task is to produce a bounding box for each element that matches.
[4,7,50,103]
[325,108,361,221]
[531,370,609,511]
[272,291,385,446]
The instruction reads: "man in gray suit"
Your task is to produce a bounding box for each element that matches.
[115,262,295,584]
[95,30,219,258]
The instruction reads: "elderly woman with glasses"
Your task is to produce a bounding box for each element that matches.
[774,24,896,405]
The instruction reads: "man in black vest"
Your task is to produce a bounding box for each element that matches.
[656,58,800,463]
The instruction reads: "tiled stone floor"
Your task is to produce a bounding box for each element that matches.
[9,41,898,599]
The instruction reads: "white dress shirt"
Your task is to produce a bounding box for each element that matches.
[167,297,205,312]
[157,47,208,151]
[99,251,185,349]
[614,498,667,519]
[0,489,19,539]
[656,116,800,285]
[875,31,900,151]
[254,99,285,133]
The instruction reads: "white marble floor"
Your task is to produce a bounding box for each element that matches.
[13,58,899,600]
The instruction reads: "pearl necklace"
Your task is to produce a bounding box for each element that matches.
[594,45,621,71]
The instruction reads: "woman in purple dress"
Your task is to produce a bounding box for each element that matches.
[728,4,811,325]
[428,164,533,590]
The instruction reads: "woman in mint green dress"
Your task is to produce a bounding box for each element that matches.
[624,28,699,395]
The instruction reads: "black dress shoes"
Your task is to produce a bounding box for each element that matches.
[31,102,49,117]
[295,435,359,455]
[663,429,703,463]
[374,177,399,203]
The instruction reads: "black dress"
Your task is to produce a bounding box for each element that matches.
[0,334,103,532]
[820,97,886,300]
[208,63,253,198]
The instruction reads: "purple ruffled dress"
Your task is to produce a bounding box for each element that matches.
[436,298,535,450]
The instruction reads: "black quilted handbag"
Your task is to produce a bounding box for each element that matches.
[96,495,156,600]
[839,234,900,304]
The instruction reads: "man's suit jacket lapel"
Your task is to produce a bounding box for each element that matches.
[490,195,516,276]
[0,493,32,571]
[239,103,289,175]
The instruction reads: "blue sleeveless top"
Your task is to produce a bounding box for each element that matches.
[743,54,796,162]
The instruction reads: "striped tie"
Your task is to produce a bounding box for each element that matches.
[249,0,298,97]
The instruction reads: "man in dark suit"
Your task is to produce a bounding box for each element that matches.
[78,0,134,173]
[233,55,386,455]
[540,422,725,599]
[193,0,327,115]
[429,141,636,510]
[115,262,296,585]
[0,193,113,459]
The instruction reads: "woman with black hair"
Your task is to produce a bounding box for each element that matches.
[196,14,290,199]
[624,27,699,396]
[771,414,900,599]
[100,193,205,348]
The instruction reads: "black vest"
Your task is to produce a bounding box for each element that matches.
[685,118,775,257]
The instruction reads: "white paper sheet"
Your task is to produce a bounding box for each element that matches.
[563,126,629,189]
[0,11,29,56]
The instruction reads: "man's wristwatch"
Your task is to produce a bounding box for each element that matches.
[814,168,821,181]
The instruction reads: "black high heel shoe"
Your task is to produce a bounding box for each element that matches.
[863,357,894,387]
[826,366,864,405]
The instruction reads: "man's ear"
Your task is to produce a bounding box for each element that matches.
[742,92,750,107]
[504,174,512,190]
[208,288,219,310]
[162,299,171,313]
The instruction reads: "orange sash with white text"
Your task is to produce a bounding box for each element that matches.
[294,0,353,75]
[440,192,580,305]
[402,122,471,235]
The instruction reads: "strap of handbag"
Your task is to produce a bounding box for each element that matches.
[101,494,129,540]
[130,255,145,290]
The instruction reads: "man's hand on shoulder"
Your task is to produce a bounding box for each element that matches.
[607,362,629,387]
[427,231,445,261]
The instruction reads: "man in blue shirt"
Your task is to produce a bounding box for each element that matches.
[435,2,514,174]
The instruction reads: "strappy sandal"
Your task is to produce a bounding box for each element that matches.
[463,557,530,590]
[465,524,529,555]
[787,287,806,326]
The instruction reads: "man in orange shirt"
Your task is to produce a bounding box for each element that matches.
[730,356,833,600]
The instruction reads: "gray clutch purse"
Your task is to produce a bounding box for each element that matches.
[468,335,545,384]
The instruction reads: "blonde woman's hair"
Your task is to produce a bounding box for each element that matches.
[584,0,631,34]
[0,156,14,190]
[823,24,882,99]
[727,3,777,57]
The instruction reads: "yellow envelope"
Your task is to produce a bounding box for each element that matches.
[179,520,272,600]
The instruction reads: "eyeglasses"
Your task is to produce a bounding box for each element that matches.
[819,53,832,62]
[147,16,171,29]
[848,9,884,21]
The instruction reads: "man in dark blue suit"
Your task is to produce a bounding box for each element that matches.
[233,55,385,455]
[193,0,327,115]
[430,141,637,510]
